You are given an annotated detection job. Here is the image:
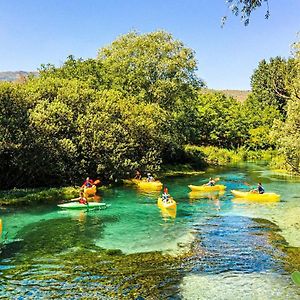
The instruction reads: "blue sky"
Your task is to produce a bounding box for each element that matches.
[0,0,299,89]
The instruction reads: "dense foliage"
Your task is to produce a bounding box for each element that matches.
[251,56,297,116]
[1,31,299,189]
[194,92,249,148]
[0,31,202,188]
[271,42,300,173]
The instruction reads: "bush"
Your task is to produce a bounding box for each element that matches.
[184,145,276,166]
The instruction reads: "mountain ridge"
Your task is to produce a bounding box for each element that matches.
[0,71,38,82]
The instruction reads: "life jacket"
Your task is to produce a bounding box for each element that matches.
[258,186,265,194]
[79,197,87,204]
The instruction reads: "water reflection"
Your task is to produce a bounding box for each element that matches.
[189,191,225,211]
[232,197,280,204]
[58,209,88,223]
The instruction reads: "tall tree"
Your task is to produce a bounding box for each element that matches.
[272,42,300,173]
[39,55,104,90]
[0,83,29,188]
[251,56,297,116]
[97,31,204,109]
[194,92,249,148]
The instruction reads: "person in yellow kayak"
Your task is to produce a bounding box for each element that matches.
[147,173,155,182]
[205,177,216,186]
[162,187,170,203]
[82,177,94,188]
[134,169,142,180]
[250,182,265,194]
[256,182,265,194]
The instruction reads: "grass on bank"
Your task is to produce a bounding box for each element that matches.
[160,164,205,177]
[0,187,79,206]
[184,145,277,166]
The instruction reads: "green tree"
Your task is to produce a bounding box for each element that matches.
[25,77,100,185]
[251,56,297,116]
[78,90,181,179]
[0,83,29,188]
[39,55,104,90]
[272,42,300,173]
[97,31,204,109]
[242,93,280,149]
[194,92,249,148]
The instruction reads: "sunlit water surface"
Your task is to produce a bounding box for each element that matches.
[0,163,300,299]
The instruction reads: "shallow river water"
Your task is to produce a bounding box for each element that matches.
[1,163,300,299]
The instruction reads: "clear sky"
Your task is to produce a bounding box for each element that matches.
[0,0,299,89]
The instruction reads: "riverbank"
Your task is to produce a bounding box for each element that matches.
[0,146,290,207]
[0,187,79,206]
[0,164,205,206]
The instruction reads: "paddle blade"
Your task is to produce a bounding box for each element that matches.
[94,179,101,185]
[291,271,300,286]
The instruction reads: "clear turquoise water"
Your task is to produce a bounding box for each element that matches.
[1,163,300,299]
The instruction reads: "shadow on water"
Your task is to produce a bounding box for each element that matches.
[1,213,118,257]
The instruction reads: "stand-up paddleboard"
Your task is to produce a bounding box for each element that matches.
[58,202,107,209]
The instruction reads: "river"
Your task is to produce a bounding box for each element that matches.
[0,163,300,299]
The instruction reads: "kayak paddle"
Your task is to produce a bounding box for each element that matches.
[291,271,300,286]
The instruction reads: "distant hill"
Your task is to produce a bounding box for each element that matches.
[202,89,250,102]
[0,71,38,82]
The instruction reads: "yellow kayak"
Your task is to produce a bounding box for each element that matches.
[84,185,97,197]
[160,207,177,219]
[137,181,163,191]
[231,190,280,201]
[188,184,226,192]
[157,197,177,210]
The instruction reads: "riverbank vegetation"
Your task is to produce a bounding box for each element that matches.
[0,187,79,206]
[0,31,299,189]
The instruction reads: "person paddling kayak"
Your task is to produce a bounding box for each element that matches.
[250,182,265,194]
[147,173,155,182]
[257,182,265,194]
[162,187,170,203]
[134,169,142,180]
[69,192,88,205]
[79,192,88,204]
[82,177,94,188]
[205,177,216,186]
